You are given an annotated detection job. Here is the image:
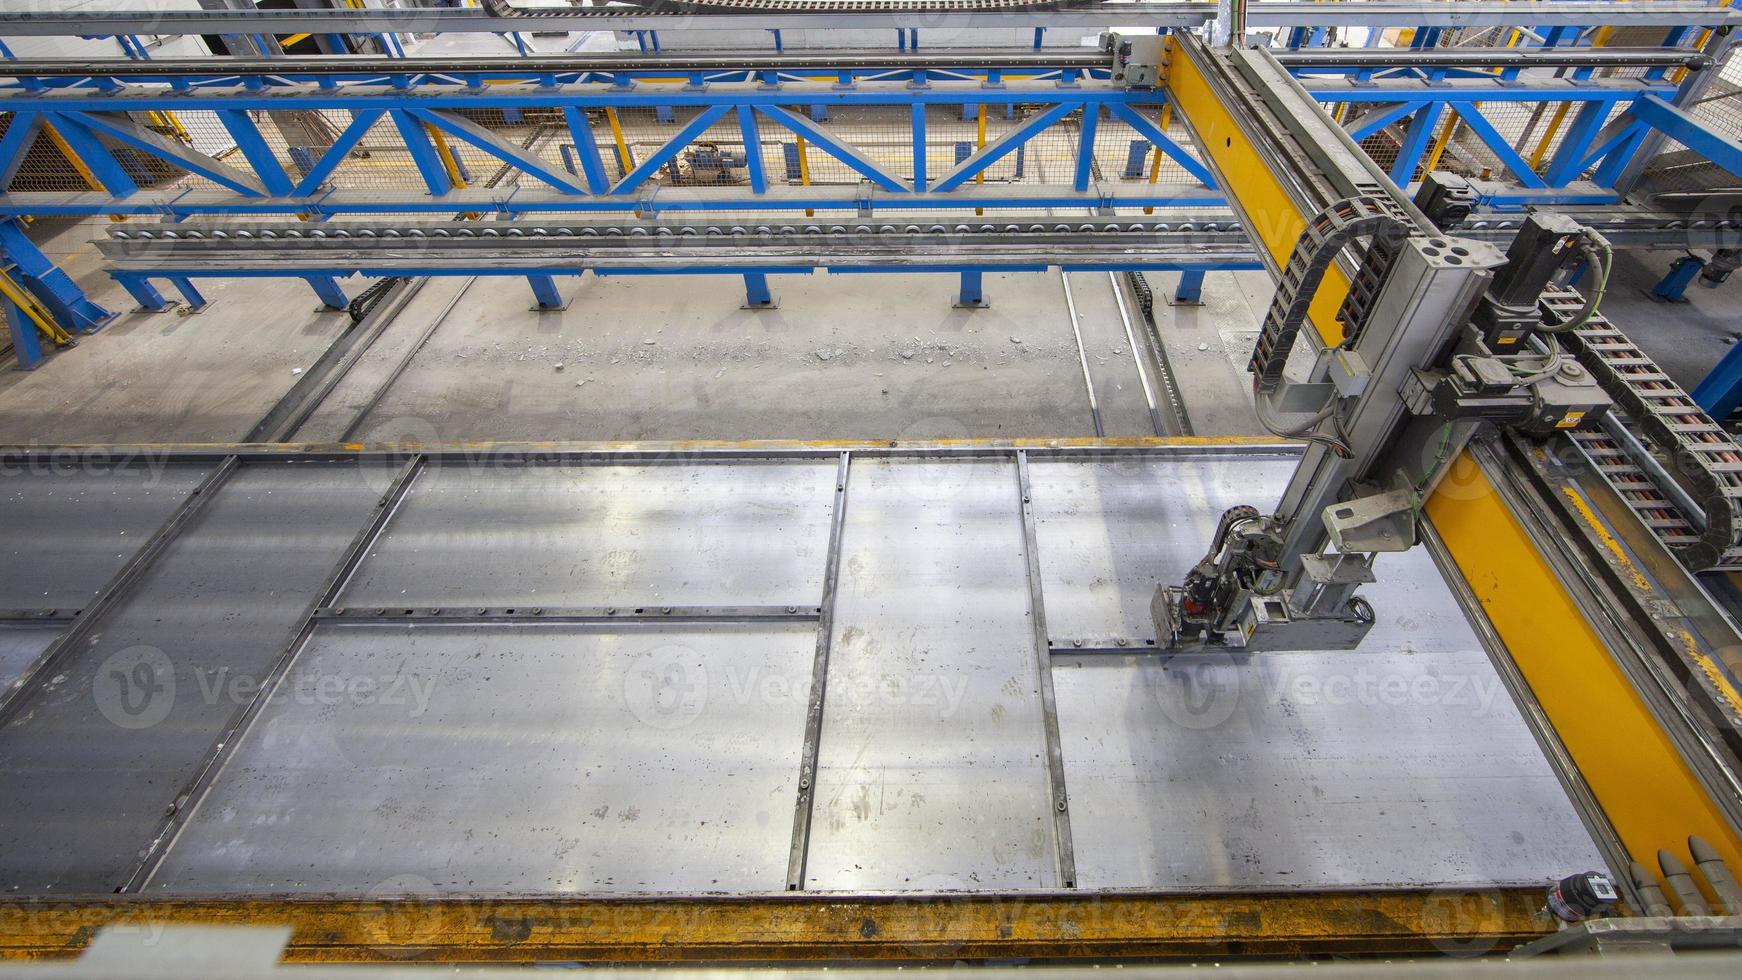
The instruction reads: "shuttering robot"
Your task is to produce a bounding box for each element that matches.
[1142,28,1742,950]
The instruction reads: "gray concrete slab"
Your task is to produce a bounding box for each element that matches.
[340,270,1116,442]
[0,218,359,444]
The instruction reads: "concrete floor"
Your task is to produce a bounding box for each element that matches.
[2,215,1738,445]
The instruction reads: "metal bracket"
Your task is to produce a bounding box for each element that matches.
[1322,487,1419,553]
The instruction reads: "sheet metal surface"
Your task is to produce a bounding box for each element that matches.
[0,461,384,892]
[1028,457,1605,888]
[806,457,1057,890]
[148,624,815,894]
[0,628,59,691]
[341,461,836,608]
[0,451,1604,896]
[0,462,212,609]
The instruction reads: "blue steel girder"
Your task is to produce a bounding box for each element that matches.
[58,110,267,196]
[754,104,909,192]
[1389,101,1444,184]
[291,109,385,196]
[389,108,455,195]
[1344,101,1428,143]
[215,108,292,196]
[561,106,612,195]
[934,101,1077,192]
[0,111,43,189]
[1105,102,1214,186]
[1448,103,1550,188]
[410,107,587,194]
[1630,93,1742,182]
[610,103,730,195]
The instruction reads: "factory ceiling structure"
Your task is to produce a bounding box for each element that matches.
[3,1,1742,975]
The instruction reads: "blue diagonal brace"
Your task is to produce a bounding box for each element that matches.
[1632,93,1742,183]
[40,112,138,196]
[1388,102,1443,184]
[411,107,586,194]
[611,104,730,195]
[1341,101,1427,142]
[0,111,43,189]
[0,217,115,333]
[216,108,292,196]
[934,102,1076,192]
[2,292,46,370]
[754,104,909,192]
[1449,104,1548,188]
[1543,101,1613,186]
[562,106,612,195]
[1106,103,1215,186]
[292,109,383,197]
[60,110,267,196]
[389,108,454,195]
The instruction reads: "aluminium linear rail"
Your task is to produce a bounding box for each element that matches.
[0,48,1709,79]
[0,1,1732,36]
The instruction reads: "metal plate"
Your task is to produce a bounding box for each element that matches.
[0,627,60,690]
[806,458,1057,890]
[0,461,384,892]
[148,623,815,894]
[0,462,212,609]
[1029,457,1606,889]
[341,461,836,609]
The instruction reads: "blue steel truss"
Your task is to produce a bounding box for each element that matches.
[0,22,1729,366]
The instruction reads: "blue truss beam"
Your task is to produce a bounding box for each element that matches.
[754,104,909,192]
[291,109,384,197]
[0,111,43,189]
[561,106,612,195]
[934,101,1076,192]
[610,104,730,195]
[215,108,292,196]
[1105,102,1214,186]
[411,107,587,194]
[59,110,267,196]
[390,107,455,195]
[1344,101,1428,142]
[1449,103,1549,188]
[40,111,138,196]
[1631,93,1742,182]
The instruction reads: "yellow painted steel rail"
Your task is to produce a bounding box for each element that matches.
[0,890,1553,963]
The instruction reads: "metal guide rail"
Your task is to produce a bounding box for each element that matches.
[1554,289,1742,571]
[0,1,1731,35]
[0,48,1706,79]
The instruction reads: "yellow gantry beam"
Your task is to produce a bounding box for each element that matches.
[1427,451,1742,902]
[1161,35,1354,345]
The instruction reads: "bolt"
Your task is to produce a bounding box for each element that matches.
[606,607,617,616]
[1073,638,1084,648]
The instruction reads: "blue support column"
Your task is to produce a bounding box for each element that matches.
[1171,269,1206,306]
[738,105,767,194]
[167,276,208,311]
[117,274,169,312]
[528,274,564,310]
[1652,255,1704,303]
[2,292,46,370]
[1694,339,1742,421]
[0,218,115,332]
[306,276,349,310]
[955,269,988,309]
[1074,105,1100,192]
[911,103,927,193]
[742,273,776,310]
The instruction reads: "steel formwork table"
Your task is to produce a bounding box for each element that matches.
[0,442,1601,901]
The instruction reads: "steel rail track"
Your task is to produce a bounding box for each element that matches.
[0,1,1731,37]
[0,48,1707,79]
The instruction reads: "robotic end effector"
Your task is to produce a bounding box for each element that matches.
[1155,196,1616,653]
